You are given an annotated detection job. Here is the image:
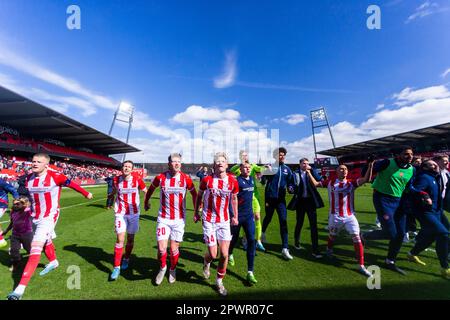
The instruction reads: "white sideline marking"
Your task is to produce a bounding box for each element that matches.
[59,198,107,210]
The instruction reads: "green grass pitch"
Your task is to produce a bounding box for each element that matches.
[0,183,449,300]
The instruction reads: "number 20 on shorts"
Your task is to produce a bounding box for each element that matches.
[157,227,166,237]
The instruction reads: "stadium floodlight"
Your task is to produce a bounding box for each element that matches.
[310,107,336,159]
[117,101,134,119]
[311,109,326,122]
[109,101,135,162]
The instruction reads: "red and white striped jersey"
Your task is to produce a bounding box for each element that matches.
[151,171,195,220]
[113,175,146,215]
[26,171,72,222]
[200,174,238,223]
[324,179,360,217]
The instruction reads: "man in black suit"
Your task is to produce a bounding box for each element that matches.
[288,158,324,258]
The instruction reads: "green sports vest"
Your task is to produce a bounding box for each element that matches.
[372,159,414,198]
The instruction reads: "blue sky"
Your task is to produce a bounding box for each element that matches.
[0,0,449,163]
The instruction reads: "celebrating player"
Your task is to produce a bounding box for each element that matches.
[363,146,415,275]
[194,152,239,297]
[260,147,295,260]
[109,160,147,281]
[230,150,266,252]
[228,161,258,284]
[0,177,20,248]
[7,153,93,300]
[144,153,197,285]
[308,161,374,277]
[407,160,450,279]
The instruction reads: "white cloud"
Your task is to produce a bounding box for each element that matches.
[0,45,117,112]
[273,114,307,125]
[0,44,182,141]
[171,105,240,124]
[405,1,450,23]
[283,114,307,125]
[0,73,95,116]
[442,68,450,78]
[213,50,237,89]
[235,81,353,94]
[392,85,450,106]
[376,104,385,110]
[241,120,258,127]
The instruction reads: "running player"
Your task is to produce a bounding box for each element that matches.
[228,162,258,284]
[230,150,266,252]
[0,177,19,248]
[308,161,374,277]
[194,152,239,297]
[7,153,93,300]
[109,160,147,281]
[144,153,197,285]
[407,159,450,279]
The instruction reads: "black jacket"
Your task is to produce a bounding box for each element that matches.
[287,169,324,210]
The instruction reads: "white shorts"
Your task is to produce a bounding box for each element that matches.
[328,214,360,236]
[156,218,185,242]
[115,214,140,234]
[32,218,57,243]
[0,208,7,219]
[202,220,232,247]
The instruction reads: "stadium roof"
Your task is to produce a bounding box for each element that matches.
[319,122,450,157]
[0,85,140,155]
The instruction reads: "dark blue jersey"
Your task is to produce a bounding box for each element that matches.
[237,175,254,219]
[0,178,19,209]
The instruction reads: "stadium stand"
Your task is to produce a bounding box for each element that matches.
[317,122,450,180]
[0,85,141,185]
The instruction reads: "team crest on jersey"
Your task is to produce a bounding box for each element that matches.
[399,172,404,177]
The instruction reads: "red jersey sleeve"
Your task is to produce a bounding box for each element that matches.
[200,176,209,191]
[138,178,146,190]
[185,174,195,191]
[113,176,120,189]
[231,176,239,194]
[151,174,161,188]
[52,172,70,186]
[52,172,90,197]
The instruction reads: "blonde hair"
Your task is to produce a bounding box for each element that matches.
[239,150,248,161]
[213,152,228,163]
[33,153,50,164]
[14,196,31,208]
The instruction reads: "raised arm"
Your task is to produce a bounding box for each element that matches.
[357,161,374,186]
[306,169,322,187]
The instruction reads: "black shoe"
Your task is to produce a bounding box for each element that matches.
[385,263,407,275]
